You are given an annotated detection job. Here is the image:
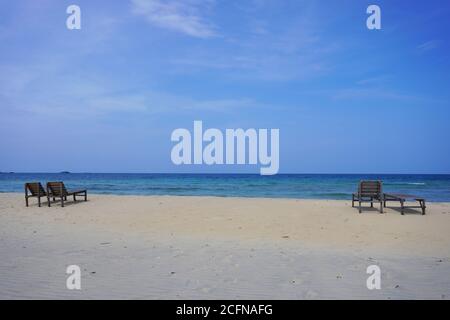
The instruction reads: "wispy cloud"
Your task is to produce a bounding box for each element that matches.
[356,75,393,86]
[417,40,439,53]
[330,88,436,104]
[0,60,264,121]
[131,0,216,38]
[168,6,335,81]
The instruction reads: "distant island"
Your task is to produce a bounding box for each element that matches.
[60,171,71,174]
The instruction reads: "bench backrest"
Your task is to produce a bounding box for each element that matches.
[25,182,46,196]
[47,182,68,197]
[358,180,382,197]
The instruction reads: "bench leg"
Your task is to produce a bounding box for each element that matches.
[47,196,51,207]
[352,195,354,207]
[401,200,404,215]
[84,192,87,201]
[370,197,373,208]
[38,196,41,207]
[73,194,76,202]
[421,200,426,215]
[380,201,383,213]
[61,196,64,207]
[359,200,362,214]
[25,186,28,207]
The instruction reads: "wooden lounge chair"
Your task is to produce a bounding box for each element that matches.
[46,181,87,207]
[384,193,426,215]
[25,182,48,207]
[352,180,384,213]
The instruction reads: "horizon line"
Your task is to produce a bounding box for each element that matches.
[1,172,450,175]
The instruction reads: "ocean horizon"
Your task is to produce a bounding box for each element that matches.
[1,173,450,202]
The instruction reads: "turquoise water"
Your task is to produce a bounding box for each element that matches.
[1,173,450,201]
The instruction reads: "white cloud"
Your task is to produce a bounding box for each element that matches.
[330,88,433,103]
[417,40,439,53]
[356,75,393,86]
[0,61,265,121]
[131,0,216,38]
[165,2,337,81]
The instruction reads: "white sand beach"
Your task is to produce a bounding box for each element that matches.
[1,193,449,299]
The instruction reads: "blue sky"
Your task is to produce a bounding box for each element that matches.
[0,0,449,173]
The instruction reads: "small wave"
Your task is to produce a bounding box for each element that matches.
[142,186,202,191]
[384,182,426,186]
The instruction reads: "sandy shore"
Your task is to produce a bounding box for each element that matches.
[1,193,449,299]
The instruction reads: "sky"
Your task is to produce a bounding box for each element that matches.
[0,0,449,174]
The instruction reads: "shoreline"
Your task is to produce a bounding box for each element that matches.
[2,191,450,204]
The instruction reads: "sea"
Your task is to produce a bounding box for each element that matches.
[1,173,450,202]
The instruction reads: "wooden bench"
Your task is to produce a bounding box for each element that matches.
[384,193,426,215]
[47,181,87,207]
[25,182,48,207]
[352,180,384,214]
